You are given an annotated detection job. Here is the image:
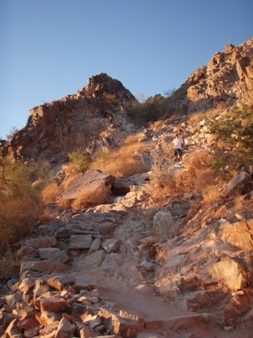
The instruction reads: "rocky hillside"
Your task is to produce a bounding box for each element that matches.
[1,37,253,166]
[1,38,253,337]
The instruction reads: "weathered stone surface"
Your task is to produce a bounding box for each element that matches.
[68,234,92,249]
[39,297,69,313]
[46,275,75,291]
[20,260,68,274]
[102,239,121,254]
[63,169,115,201]
[153,208,174,235]
[219,219,253,250]
[207,258,245,290]
[25,236,57,249]
[221,171,253,197]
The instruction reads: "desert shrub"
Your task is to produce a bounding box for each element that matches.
[126,94,169,123]
[0,159,44,261]
[207,104,253,166]
[0,249,19,280]
[149,163,170,189]
[41,182,61,204]
[67,148,92,172]
[183,149,213,171]
[103,93,118,107]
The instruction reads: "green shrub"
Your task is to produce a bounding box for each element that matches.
[207,104,253,167]
[67,148,92,172]
[126,94,170,123]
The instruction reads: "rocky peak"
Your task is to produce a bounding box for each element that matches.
[184,37,253,110]
[82,72,134,102]
[0,73,136,165]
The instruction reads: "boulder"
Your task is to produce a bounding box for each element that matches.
[220,171,253,197]
[62,169,115,201]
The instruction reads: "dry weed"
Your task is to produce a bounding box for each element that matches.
[62,162,79,174]
[61,172,79,190]
[183,149,213,171]
[124,133,144,144]
[57,197,72,210]
[188,112,207,125]
[71,185,111,210]
[90,142,148,177]
[117,142,149,157]
[101,157,147,177]
[149,164,170,189]
[149,120,164,131]
[188,107,221,126]
[41,182,61,204]
[201,184,221,204]
[161,140,174,157]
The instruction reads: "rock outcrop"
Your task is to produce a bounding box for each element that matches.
[183,37,253,111]
[0,73,136,164]
[1,38,253,167]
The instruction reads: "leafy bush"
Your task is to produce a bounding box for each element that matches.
[207,104,253,166]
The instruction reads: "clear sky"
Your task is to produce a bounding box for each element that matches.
[0,0,252,139]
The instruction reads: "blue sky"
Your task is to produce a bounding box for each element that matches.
[0,0,252,139]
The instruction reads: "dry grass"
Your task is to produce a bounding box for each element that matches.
[71,185,111,210]
[57,185,112,211]
[124,132,144,145]
[183,149,213,171]
[150,146,226,206]
[201,184,221,204]
[149,164,170,189]
[149,120,164,131]
[57,197,72,210]
[41,182,61,204]
[62,162,79,175]
[61,172,80,190]
[161,140,174,157]
[188,107,221,126]
[90,142,148,178]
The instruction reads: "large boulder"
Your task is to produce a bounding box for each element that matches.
[62,169,115,202]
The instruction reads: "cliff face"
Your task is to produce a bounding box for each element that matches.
[1,73,136,164]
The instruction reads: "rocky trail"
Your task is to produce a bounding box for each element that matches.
[2,119,253,338]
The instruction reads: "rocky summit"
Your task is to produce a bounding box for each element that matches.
[1,38,253,338]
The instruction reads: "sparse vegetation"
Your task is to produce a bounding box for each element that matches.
[67,148,93,172]
[207,104,253,167]
[0,159,45,278]
[6,126,19,141]
[126,94,169,123]
[71,185,111,210]
[90,142,148,177]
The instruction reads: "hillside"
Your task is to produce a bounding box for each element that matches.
[0,38,253,337]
